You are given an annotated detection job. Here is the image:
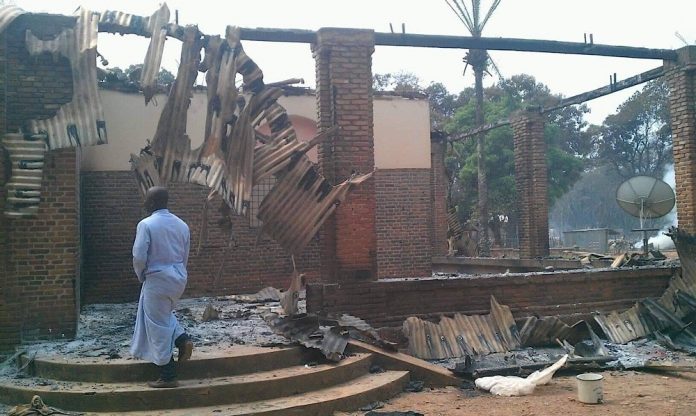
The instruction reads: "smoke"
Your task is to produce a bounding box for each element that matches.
[646,164,676,250]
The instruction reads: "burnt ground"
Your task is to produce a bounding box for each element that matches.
[1,295,696,415]
[2,295,294,365]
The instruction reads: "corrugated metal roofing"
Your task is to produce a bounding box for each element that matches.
[0,5,26,34]
[403,296,520,360]
[447,207,463,237]
[264,313,348,362]
[8,4,368,243]
[99,5,171,104]
[518,316,586,347]
[594,227,696,344]
[2,133,47,218]
[258,157,372,255]
[26,7,106,150]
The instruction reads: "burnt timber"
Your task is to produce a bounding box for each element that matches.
[236,28,677,60]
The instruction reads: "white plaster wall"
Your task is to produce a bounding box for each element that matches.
[81,90,430,171]
[374,97,431,169]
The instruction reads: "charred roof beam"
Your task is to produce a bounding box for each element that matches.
[236,28,677,61]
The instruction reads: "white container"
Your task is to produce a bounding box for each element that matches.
[576,373,604,404]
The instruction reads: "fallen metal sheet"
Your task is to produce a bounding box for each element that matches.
[26,7,107,150]
[0,5,26,34]
[332,314,398,352]
[258,157,373,254]
[230,287,282,303]
[518,316,586,347]
[264,313,347,362]
[594,227,696,344]
[2,133,47,218]
[403,296,520,360]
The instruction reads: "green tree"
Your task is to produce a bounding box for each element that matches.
[372,71,423,93]
[594,80,672,178]
[446,75,587,246]
[425,82,472,130]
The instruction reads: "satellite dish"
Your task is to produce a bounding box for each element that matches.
[616,175,675,221]
[616,175,675,254]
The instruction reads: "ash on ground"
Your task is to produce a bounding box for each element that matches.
[2,296,298,369]
[433,338,696,375]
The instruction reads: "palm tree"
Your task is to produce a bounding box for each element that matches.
[445,0,502,256]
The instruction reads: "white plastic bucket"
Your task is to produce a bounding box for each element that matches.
[576,373,604,404]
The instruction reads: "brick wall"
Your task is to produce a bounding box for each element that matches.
[307,267,675,328]
[375,169,431,278]
[430,135,448,257]
[666,46,696,234]
[313,29,377,282]
[0,14,79,351]
[81,171,321,303]
[1,149,80,349]
[511,110,549,258]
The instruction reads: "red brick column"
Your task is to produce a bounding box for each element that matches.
[312,28,377,281]
[511,109,549,258]
[665,46,696,233]
[431,133,448,257]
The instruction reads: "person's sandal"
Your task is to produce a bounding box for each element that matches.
[178,339,193,362]
[147,379,179,388]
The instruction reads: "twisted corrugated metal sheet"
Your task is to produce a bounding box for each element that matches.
[125,19,366,255]
[594,228,696,343]
[403,296,521,360]
[99,5,170,104]
[518,316,585,347]
[263,313,348,362]
[26,7,106,150]
[0,5,26,34]
[258,158,372,255]
[2,133,47,217]
[447,207,463,238]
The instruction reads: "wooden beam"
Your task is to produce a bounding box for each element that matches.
[449,119,511,142]
[233,28,677,61]
[543,66,664,113]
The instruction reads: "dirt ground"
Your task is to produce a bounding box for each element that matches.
[339,370,696,416]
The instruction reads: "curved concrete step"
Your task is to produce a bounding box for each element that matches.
[92,370,410,416]
[23,346,318,382]
[1,353,373,412]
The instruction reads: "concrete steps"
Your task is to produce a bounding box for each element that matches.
[94,371,410,416]
[0,346,410,414]
[22,345,312,382]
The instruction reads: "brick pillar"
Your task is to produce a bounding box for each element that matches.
[665,46,696,233]
[430,132,448,257]
[511,109,549,258]
[312,28,376,281]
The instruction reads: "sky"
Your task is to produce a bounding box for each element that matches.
[11,0,696,125]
